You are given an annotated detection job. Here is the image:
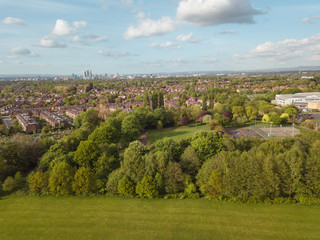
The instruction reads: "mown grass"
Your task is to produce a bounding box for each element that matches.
[0,195,319,240]
[147,125,211,143]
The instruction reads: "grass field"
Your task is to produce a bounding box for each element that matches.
[0,196,320,240]
[147,125,211,143]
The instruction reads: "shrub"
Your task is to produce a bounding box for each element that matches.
[72,167,96,195]
[184,182,199,199]
[48,162,74,196]
[136,176,159,198]
[29,172,49,194]
[2,172,27,192]
[118,176,135,197]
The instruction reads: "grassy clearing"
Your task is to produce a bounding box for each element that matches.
[0,195,319,240]
[147,125,211,143]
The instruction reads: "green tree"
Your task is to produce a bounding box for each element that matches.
[190,131,224,162]
[73,140,100,168]
[88,121,120,145]
[72,167,96,195]
[245,106,258,120]
[136,176,159,198]
[121,141,147,183]
[180,146,201,179]
[164,162,184,194]
[29,172,49,194]
[121,115,141,143]
[48,162,74,196]
[143,92,150,108]
[151,92,158,110]
[159,91,164,108]
[202,94,207,111]
[118,176,135,197]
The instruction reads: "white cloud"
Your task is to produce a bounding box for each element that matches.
[176,32,198,42]
[10,47,38,57]
[301,16,320,24]
[150,41,181,49]
[67,36,82,42]
[73,21,88,29]
[2,17,27,26]
[0,60,4,64]
[86,34,107,42]
[124,16,178,39]
[36,36,67,48]
[51,19,75,36]
[51,19,87,36]
[220,30,237,35]
[98,50,137,58]
[242,33,320,62]
[13,61,23,64]
[176,0,262,26]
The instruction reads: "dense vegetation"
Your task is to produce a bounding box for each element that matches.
[1,103,320,204]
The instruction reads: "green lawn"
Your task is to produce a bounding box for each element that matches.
[147,125,211,143]
[0,196,319,240]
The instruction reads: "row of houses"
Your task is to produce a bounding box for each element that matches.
[40,111,73,128]
[15,113,39,132]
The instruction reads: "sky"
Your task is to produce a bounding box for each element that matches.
[1,0,320,75]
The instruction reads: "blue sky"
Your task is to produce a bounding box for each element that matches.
[1,0,320,75]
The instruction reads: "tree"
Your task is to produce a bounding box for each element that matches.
[74,140,100,168]
[29,172,49,194]
[48,162,74,196]
[206,170,224,199]
[2,172,26,192]
[118,176,135,197]
[143,91,150,108]
[121,141,147,183]
[180,147,201,179]
[179,116,189,126]
[159,91,164,108]
[269,113,281,126]
[88,121,120,145]
[202,94,207,111]
[245,106,258,120]
[164,162,184,194]
[190,131,224,162]
[121,115,141,143]
[72,167,96,195]
[232,106,244,119]
[136,176,159,198]
[152,92,158,109]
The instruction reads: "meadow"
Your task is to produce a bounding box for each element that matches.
[0,195,319,240]
[147,124,211,143]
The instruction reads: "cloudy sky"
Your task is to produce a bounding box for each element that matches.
[1,0,320,75]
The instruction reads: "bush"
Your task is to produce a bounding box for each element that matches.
[118,176,135,197]
[2,172,27,192]
[48,162,74,196]
[29,172,49,194]
[106,169,124,194]
[184,183,199,199]
[136,176,159,198]
[72,167,96,195]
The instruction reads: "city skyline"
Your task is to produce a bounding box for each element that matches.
[1,0,320,75]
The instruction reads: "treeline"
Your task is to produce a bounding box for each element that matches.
[1,107,320,203]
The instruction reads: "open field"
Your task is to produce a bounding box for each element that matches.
[147,125,211,143]
[0,196,319,240]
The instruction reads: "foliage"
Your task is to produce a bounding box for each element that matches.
[118,176,135,197]
[73,140,100,168]
[48,162,74,196]
[72,167,96,195]
[164,162,184,194]
[29,171,49,194]
[136,176,159,198]
[2,172,27,192]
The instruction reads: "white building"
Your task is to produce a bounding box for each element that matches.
[272,92,320,109]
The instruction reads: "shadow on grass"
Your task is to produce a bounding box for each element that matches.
[149,130,190,143]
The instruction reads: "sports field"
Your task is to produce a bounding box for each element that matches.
[147,125,211,143]
[0,196,319,240]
